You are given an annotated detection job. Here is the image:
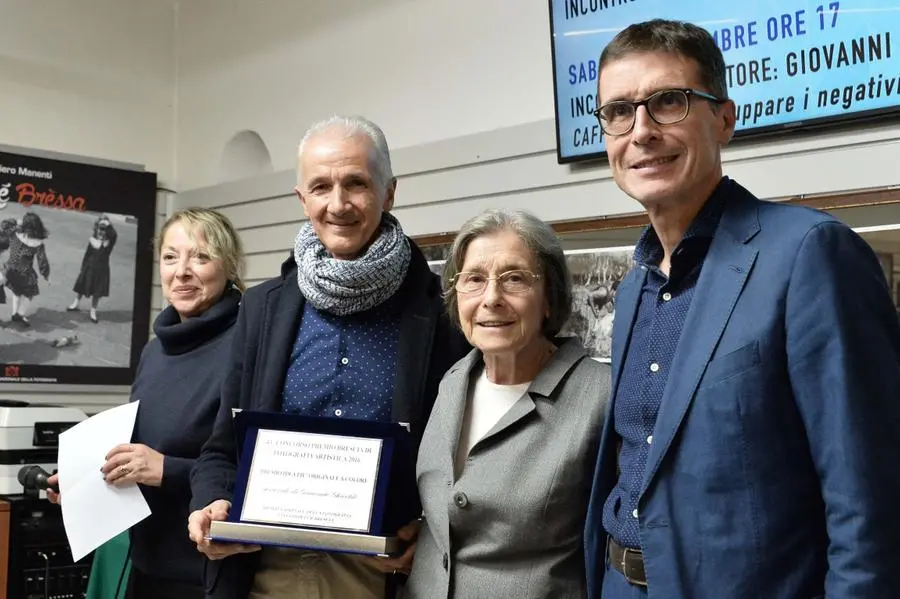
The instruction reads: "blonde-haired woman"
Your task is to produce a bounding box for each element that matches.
[50,208,246,599]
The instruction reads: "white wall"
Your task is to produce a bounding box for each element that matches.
[0,0,177,413]
[174,0,556,190]
[0,0,177,187]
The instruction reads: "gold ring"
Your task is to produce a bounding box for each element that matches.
[119,465,129,475]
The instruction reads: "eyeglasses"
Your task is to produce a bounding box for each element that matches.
[593,88,726,136]
[451,270,542,295]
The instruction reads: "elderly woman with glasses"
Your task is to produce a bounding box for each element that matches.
[406,209,611,599]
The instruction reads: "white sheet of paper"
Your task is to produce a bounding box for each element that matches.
[57,401,151,562]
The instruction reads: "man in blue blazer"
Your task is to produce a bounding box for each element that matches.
[584,19,900,599]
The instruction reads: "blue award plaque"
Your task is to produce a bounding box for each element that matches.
[208,410,418,556]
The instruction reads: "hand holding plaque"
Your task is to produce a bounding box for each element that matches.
[188,499,262,560]
[207,411,419,556]
[361,517,421,576]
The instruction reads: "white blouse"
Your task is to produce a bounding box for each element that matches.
[454,368,531,478]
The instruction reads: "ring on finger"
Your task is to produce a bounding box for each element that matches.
[118,465,130,475]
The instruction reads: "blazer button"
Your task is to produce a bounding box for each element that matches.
[442,553,449,570]
[453,491,469,508]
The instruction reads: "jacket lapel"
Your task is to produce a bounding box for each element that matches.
[439,352,480,482]
[589,261,644,522]
[480,395,537,442]
[392,254,436,426]
[611,267,644,396]
[418,355,473,550]
[257,267,304,412]
[640,193,760,494]
[474,338,585,446]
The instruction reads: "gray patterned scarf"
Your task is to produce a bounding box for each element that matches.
[294,212,411,315]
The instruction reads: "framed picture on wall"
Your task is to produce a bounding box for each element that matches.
[0,150,156,387]
[558,247,634,362]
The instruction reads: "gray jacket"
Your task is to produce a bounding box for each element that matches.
[407,337,610,599]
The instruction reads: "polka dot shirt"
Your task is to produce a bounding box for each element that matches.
[281,294,402,422]
[602,178,728,549]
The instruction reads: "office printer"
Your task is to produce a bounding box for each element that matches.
[0,399,86,495]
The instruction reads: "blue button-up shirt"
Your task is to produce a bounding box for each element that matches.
[602,178,729,549]
[281,294,402,421]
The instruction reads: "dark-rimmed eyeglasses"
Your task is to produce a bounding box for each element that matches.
[593,88,726,136]
[451,270,542,295]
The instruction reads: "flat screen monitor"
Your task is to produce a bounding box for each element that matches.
[548,1,900,162]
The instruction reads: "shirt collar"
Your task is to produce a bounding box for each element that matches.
[633,176,731,267]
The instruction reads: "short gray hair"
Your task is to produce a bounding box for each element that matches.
[442,209,572,339]
[296,115,394,193]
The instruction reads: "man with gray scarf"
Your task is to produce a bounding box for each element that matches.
[188,116,470,599]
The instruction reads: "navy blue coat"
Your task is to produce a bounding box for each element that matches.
[131,291,240,585]
[190,242,469,599]
[585,181,900,598]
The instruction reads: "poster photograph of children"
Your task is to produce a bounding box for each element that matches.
[0,149,156,385]
[0,203,138,368]
[425,245,635,362]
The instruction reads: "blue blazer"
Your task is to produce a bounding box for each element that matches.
[585,181,900,599]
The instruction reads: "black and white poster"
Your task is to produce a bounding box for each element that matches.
[0,151,156,386]
[559,247,634,362]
